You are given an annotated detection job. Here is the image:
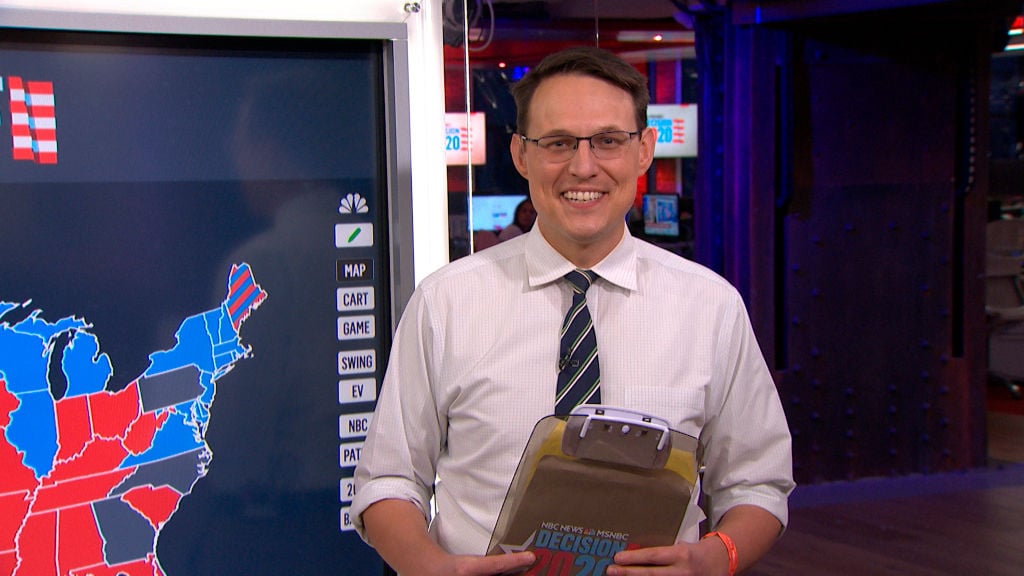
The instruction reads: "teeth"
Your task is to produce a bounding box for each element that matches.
[563,190,602,202]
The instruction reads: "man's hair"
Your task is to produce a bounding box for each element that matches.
[510,45,650,136]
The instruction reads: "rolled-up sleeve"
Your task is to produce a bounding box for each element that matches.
[699,296,795,528]
[351,289,444,543]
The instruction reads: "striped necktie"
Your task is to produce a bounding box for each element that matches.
[556,269,601,414]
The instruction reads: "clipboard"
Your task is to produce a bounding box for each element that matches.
[487,406,699,574]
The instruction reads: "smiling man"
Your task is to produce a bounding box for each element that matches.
[511,71,651,269]
[353,46,794,576]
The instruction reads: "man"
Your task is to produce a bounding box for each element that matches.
[353,46,794,575]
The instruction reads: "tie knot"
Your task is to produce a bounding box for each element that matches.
[565,269,596,294]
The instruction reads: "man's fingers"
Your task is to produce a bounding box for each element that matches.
[614,544,687,567]
[461,551,536,576]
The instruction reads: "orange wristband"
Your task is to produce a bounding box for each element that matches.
[702,531,739,576]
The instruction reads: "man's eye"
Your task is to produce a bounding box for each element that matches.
[597,133,628,147]
[544,138,573,149]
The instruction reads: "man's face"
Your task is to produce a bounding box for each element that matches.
[511,73,655,266]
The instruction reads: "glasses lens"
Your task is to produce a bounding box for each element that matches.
[591,131,633,159]
[536,135,576,161]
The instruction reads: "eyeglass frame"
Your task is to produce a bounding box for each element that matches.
[518,130,642,162]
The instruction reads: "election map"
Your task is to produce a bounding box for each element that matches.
[0,263,266,576]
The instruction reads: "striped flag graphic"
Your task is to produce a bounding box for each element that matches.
[225,263,268,331]
[671,118,686,145]
[8,76,58,164]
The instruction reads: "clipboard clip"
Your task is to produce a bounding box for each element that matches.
[561,405,673,469]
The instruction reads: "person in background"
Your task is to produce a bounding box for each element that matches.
[352,45,794,576]
[497,197,537,241]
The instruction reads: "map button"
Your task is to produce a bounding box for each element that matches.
[337,259,373,282]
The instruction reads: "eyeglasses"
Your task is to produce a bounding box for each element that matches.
[520,130,640,162]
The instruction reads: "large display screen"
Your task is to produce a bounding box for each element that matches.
[470,194,528,232]
[0,27,392,576]
[444,112,486,166]
[648,103,698,158]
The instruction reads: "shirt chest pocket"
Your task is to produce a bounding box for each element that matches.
[611,385,706,439]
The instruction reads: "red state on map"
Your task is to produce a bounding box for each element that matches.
[33,468,135,512]
[0,492,33,557]
[56,503,107,573]
[121,485,183,530]
[123,409,170,455]
[88,383,141,438]
[54,395,93,461]
[15,509,57,576]
[42,436,130,485]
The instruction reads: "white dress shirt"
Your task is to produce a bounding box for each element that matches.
[352,226,794,555]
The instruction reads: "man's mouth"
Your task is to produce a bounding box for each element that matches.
[563,190,602,202]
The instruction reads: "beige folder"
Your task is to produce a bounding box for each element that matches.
[487,406,699,573]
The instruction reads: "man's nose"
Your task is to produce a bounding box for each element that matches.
[568,140,599,174]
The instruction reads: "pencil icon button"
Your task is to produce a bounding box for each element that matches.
[336,223,374,248]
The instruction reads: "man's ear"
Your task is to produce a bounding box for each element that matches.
[510,134,529,178]
[637,126,657,174]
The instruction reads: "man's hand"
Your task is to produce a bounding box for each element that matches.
[605,539,728,576]
[362,499,536,576]
[605,505,783,575]
[442,551,537,576]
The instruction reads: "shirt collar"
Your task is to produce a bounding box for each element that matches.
[524,224,638,292]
